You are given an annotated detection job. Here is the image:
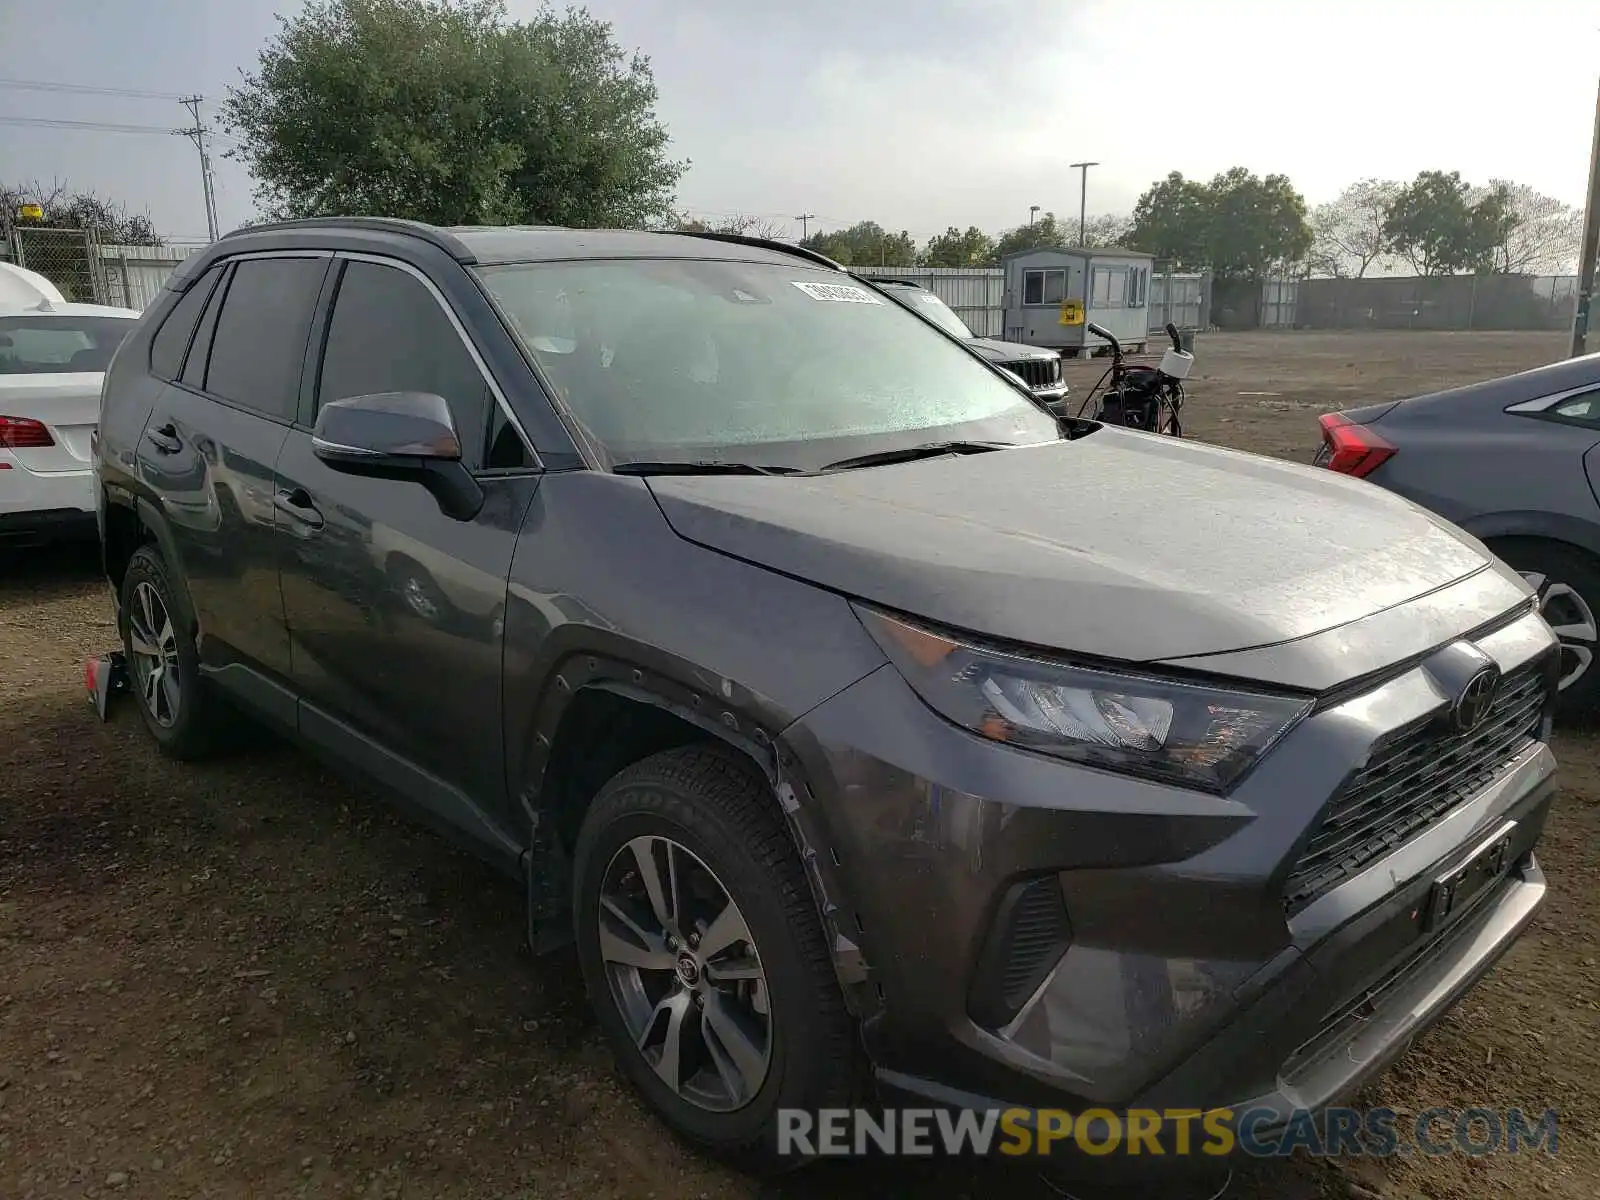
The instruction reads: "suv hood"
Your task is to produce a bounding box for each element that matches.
[966,336,1056,363]
[646,430,1499,664]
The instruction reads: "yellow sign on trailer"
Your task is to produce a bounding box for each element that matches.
[1058,299,1084,326]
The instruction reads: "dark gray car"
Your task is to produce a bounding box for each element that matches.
[95,219,1558,1175]
[862,276,1069,406]
[1316,351,1600,717]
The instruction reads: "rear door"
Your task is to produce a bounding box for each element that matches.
[276,254,541,817]
[138,252,330,702]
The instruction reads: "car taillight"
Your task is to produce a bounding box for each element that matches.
[0,415,55,448]
[1317,412,1395,478]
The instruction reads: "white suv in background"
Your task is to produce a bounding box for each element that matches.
[0,262,140,547]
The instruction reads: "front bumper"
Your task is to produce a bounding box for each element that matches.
[779,605,1557,1138]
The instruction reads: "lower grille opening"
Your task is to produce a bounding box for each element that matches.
[967,876,1073,1029]
[1282,658,1552,915]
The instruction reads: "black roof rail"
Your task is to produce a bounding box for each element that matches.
[669,229,846,272]
[220,216,476,262]
[858,275,925,288]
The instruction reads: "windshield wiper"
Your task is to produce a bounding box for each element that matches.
[818,440,1014,473]
[611,460,804,477]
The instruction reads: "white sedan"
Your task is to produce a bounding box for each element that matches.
[1,263,141,546]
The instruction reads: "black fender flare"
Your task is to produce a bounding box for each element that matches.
[128,492,202,637]
[515,633,877,1013]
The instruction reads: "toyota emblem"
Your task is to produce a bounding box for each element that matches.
[1452,666,1500,733]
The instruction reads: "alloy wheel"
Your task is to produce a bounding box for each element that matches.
[597,834,772,1113]
[127,580,181,727]
[1522,571,1598,691]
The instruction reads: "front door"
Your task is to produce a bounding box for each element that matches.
[276,255,541,818]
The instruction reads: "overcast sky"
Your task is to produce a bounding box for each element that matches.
[2,0,1597,245]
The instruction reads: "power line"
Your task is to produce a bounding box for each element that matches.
[0,78,186,101]
[0,115,178,135]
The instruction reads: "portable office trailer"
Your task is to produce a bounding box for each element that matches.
[1001,246,1157,356]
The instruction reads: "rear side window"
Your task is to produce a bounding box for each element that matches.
[148,265,221,379]
[317,260,498,470]
[181,266,231,391]
[205,256,326,421]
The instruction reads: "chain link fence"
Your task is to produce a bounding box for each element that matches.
[2,225,205,310]
[1293,275,1581,332]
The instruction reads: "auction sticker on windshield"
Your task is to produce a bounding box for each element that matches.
[792,281,882,304]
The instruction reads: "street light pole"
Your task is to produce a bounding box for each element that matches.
[1029,205,1040,226]
[1069,161,1098,246]
[1572,78,1600,358]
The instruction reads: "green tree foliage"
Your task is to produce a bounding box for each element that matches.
[1127,170,1310,279]
[1382,171,1517,276]
[2,180,162,245]
[222,0,686,228]
[800,221,917,267]
[1126,173,1211,269]
[991,211,1072,260]
[920,225,996,267]
[1080,213,1132,249]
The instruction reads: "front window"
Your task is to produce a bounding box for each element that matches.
[1023,269,1066,306]
[890,288,973,339]
[477,259,1057,469]
[0,315,138,374]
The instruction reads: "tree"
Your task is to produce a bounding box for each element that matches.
[1476,181,1585,275]
[1202,168,1313,281]
[1081,213,1132,249]
[1382,171,1516,276]
[672,212,791,240]
[1126,169,1310,280]
[920,225,996,267]
[222,0,686,228]
[2,179,162,245]
[800,221,916,268]
[1307,179,1398,278]
[991,212,1071,260]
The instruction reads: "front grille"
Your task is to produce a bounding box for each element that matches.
[1282,661,1550,915]
[998,357,1060,390]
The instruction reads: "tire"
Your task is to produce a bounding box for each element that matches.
[118,545,235,759]
[571,744,855,1173]
[1490,539,1600,721]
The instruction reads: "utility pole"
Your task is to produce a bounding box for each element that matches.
[1572,77,1600,358]
[795,213,816,240]
[176,95,220,242]
[1069,161,1098,246]
[1029,205,1040,226]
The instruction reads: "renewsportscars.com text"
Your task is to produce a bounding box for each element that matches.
[776,1106,1560,1159]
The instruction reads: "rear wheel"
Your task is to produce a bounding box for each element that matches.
[119,545,236,758]
[1490,539,1600,720]
[571,745,855,1172]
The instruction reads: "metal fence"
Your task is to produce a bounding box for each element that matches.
[1293,274,1582,331]
[1260,278,1298,329]
[1,230,202,311]
[848,266,1006,336]
[1149,271,1210,332]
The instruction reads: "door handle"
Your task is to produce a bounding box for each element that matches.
[273,487,324,529]
[144,422,181,454]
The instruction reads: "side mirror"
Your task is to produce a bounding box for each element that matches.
[312,391,483,521]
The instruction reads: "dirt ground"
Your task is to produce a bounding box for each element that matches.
[2,330,1597,1200]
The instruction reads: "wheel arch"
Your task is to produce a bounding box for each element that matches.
[1458,510,1600,563]
[519,641,877,1015]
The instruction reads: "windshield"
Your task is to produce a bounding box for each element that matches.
[0,315,138,375]
[476,259,1056,469]
[879,286,974,339]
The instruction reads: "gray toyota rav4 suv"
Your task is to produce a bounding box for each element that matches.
[95,218,1558,1173]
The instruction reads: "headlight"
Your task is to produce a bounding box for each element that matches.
[857,607,1312,793]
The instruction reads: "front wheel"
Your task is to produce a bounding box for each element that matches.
[1491,540,1600,721]
[571,745,856,1172]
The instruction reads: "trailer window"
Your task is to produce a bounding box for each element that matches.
[1092,267,1128,307]
[1023,269,1066,306]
